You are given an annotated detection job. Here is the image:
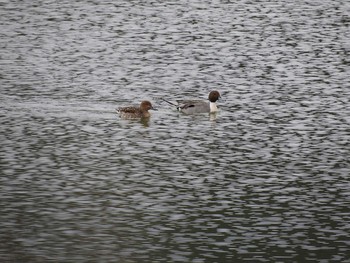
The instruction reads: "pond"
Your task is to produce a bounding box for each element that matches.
[1,0,349,262]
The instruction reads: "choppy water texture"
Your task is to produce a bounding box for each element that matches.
[1,0,350,262]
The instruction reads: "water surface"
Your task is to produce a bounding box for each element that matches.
[1,0,349,262]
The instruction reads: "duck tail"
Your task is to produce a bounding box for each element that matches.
[159,97,178,107]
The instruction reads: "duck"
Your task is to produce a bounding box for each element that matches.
[162,90,221,114]
[117,100,155,119]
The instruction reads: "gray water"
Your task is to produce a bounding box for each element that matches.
[1,0,350,262]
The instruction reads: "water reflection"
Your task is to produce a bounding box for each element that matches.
[139,117,151,127]
[1,0,349,262]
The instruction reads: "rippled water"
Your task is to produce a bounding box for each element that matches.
[1,0,349,262]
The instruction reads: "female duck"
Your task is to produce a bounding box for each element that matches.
[117,100,155,119]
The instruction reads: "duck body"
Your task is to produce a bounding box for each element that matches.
[176,100,211,114]
[117,100,154,119]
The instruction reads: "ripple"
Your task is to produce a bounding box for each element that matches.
[1,0,350,262]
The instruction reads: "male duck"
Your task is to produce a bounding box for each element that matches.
[162,90,221,114]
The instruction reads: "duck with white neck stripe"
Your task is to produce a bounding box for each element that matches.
[161,90,221,114]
